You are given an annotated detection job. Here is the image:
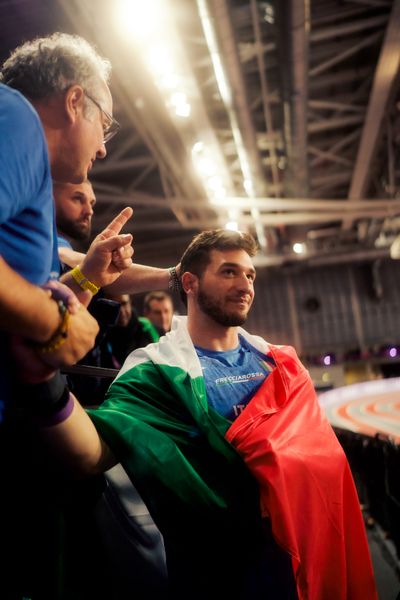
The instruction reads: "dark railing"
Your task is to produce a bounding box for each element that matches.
[334,427,400,567]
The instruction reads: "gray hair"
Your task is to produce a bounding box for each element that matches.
[0,32,111,100]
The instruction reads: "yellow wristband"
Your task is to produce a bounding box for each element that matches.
[70,265,100,295]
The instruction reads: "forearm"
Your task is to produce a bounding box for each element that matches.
[103,263,170,295]
[0,257,60,342]
[58,247,85,269]
[40,393,117,476]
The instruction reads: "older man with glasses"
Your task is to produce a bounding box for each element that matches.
[0,32,123,417]
[0,31,134,599]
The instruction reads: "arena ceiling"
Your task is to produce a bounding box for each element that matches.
[1,0,400,269]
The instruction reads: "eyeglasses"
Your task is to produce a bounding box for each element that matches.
[84,91,120,144]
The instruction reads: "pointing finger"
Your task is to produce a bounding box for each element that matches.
[99,207,133,239]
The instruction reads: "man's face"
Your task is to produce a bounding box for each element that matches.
[56,81,114,183]
[117,295,132,327]
[146,298,174,333]
[81,83,114,180]
[54,181,96,241]
[195,249,255,327]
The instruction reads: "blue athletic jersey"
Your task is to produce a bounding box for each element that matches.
[0,84,58,284]
[57,235,73,250]
[0,84,59,419]
[195,334,275,421]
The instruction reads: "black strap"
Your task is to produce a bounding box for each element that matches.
[15,371,70,417]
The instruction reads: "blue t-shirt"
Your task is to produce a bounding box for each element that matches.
[0,84,59,419]
[57,235,73,250]
[195,334,275,421]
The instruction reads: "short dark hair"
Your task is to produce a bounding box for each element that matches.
[143,291,173,313]
[179,229,258,303]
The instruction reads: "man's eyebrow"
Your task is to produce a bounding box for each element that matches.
[219,261,238,268]
[220,261,256,273]
[72,191,96,205]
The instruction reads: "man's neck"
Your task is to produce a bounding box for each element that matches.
[187,313,239,352]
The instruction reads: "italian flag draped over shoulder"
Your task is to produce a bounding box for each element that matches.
[88,316,377,600]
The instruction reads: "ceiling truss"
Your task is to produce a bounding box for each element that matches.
[1,0,400,267]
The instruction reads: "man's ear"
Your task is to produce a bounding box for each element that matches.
[64,85,85,124]
[181,272,198,297]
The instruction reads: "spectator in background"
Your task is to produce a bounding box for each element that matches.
[143,290,174,336]
[52,179,183,300]
[104,293,160,368]
[52,180,176,401]
[53,179,123,404]
[54,179,96,250]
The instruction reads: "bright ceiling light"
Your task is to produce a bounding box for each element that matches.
[170,92,184,105]
[225,221,239,231]
[191,141,204,154]
[243,178,254,195]
[195,157,216,177]
[169,92,191,117]
[174,102,191,118]
[147,47,174,76]
[263,3,275,24]
[160,73,179,90]
[114,0,166,40]
[197,0,231,105]
[208,188,227,203]
[207,175,223,191]
[293,242,306,254]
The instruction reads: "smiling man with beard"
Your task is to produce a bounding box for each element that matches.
[41,229,377,600]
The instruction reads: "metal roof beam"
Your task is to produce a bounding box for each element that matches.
[249,0,280,189]
[310,13,387,43]
[309,30,382,77]
[113,210,400,229]
[308,99,365,113]
[343,0,392,8]
[308,114,364,133]
[207,0,268,196]
[312,5,380,27]
[95,189,400,212]
[310,128,361,167]
[348,0,400,201]
[308,145,354,168]
[275,0,310,197]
